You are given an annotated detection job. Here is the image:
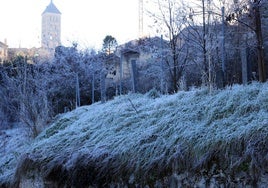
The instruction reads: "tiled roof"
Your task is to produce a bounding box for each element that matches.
[42,0,61,15]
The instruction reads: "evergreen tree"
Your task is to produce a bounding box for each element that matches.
[102,35,118,55]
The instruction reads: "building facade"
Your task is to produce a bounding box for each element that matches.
[41,0,61,50]
[0,40,8,63]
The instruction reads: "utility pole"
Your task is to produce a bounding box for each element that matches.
[119,54,123,95]
[91,63,95,103]
[221,6,226,86]
[100,70,106,103]
[75,73,80,108]
[160,35,164,94]
[139,0,144,38]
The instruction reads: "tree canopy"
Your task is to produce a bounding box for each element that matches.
[102,35,118,55]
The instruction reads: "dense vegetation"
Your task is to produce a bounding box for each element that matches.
[0,83,267,187]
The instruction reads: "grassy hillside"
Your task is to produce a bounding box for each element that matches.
[1,83,268,187]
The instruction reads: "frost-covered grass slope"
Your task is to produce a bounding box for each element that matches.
[0,126,31,186]
[14,83,268,187]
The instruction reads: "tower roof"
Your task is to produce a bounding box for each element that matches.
[42,0,61,15]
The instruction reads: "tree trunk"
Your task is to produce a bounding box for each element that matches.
[254,0,266,82]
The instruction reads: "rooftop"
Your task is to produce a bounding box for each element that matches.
[0,41,8,48]
[42,0,61,15]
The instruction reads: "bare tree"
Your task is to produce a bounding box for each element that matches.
[0,56,51,137]
[226,0,266,82]
[148,0,190,92]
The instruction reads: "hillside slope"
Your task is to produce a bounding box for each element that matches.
[1,83,268,187]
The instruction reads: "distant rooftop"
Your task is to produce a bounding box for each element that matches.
[0,41,8,47]
[42,0,61,15]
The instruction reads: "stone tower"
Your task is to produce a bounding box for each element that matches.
[41,0,61,50]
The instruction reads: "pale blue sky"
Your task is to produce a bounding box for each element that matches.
[0,0,148,49]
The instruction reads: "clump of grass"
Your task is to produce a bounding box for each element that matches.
[41,117,76,139]
[146,88,161,99]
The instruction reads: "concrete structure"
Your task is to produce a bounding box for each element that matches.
[0,40,8,63]
[41,0,61,51]
[120,49,140,93]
